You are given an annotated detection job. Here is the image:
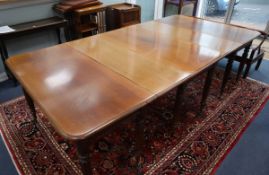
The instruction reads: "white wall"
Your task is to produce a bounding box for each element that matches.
[0,0,60,76]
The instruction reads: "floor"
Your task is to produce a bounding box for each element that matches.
[204,1,269,31]
[231,2,269,30]
[0,60,269,175]
[216,59,269,175]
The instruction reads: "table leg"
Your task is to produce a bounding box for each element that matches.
[0,40,17,84]
[236,62,245,81]
[199,65,216,114]
[0,42,7,71]
[0,42,5,59]
[242,43,252,78]
[21,88,37,136]
[0,40,8,58]
[23,88,37,124]
[0,41,10,77]
[221,59,234,95]
[173,83,187,122]
[77,140,91,175]
[134,113,144,172]
[237,43,251,80]
[134,112,144,152]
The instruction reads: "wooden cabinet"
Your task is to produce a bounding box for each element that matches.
[59,3,141,39]
[106,3,141,31]
[74,4,107,38]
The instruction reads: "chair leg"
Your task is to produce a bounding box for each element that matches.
[236,62,245,81]
[177,4,182,14]
[243,64,251,79]
[255,58,263,70]
[163,1,167,17]
[192,2,198,16]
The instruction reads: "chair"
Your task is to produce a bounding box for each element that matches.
[233,31,268,80]
[163,0,198,17]
[221,30,268,94]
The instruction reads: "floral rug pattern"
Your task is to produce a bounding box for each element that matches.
[0,69,269,175]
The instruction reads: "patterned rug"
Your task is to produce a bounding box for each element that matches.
[1,69,269,175]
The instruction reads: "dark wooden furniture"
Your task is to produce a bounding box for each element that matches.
[73,4,107,38]
[106,3,141,31]
[53,1,103,40]
[234,32,267,79]
[221,30,267,94]
[163,0,198,17]
[0,16,68,80]
[57,3,141,39]
[6,15,259,175]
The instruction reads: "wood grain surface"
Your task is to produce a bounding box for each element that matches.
[7,15,260,140]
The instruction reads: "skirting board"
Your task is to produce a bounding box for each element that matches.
[0,72,8,82]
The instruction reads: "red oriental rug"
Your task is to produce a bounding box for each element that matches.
[0,69,269,175]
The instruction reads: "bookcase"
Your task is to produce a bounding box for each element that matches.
[73,3,141,38]
[73,4,107,38]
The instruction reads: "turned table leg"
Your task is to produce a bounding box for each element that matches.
[0,41,11,78]
[77,140,91,175]
[134,115,145,173]
[22,88,38,136]
[173,64,216,117]
[199,65,216,114]
[0,40,18,85]
[134,112,144,153]
[221,59,234,95]
[23,88,37,124]
[173,83,187,122]
[239,43,252,79]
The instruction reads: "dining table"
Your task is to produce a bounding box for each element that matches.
[6,15,260,174]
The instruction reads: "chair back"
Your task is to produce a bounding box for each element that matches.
[251,28,268,56]
[164,0,198,17]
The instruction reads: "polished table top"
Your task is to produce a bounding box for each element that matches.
[6,15,260,140]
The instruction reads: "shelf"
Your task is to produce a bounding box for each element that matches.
[77,23,98,33]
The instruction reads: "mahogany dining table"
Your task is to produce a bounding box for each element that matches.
[6,15,260,174]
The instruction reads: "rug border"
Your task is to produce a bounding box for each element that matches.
[0,97,34,175]
[0,117,23,175]
[145,77,269,174]
[210,95,269,175]
[0,97,82,175]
